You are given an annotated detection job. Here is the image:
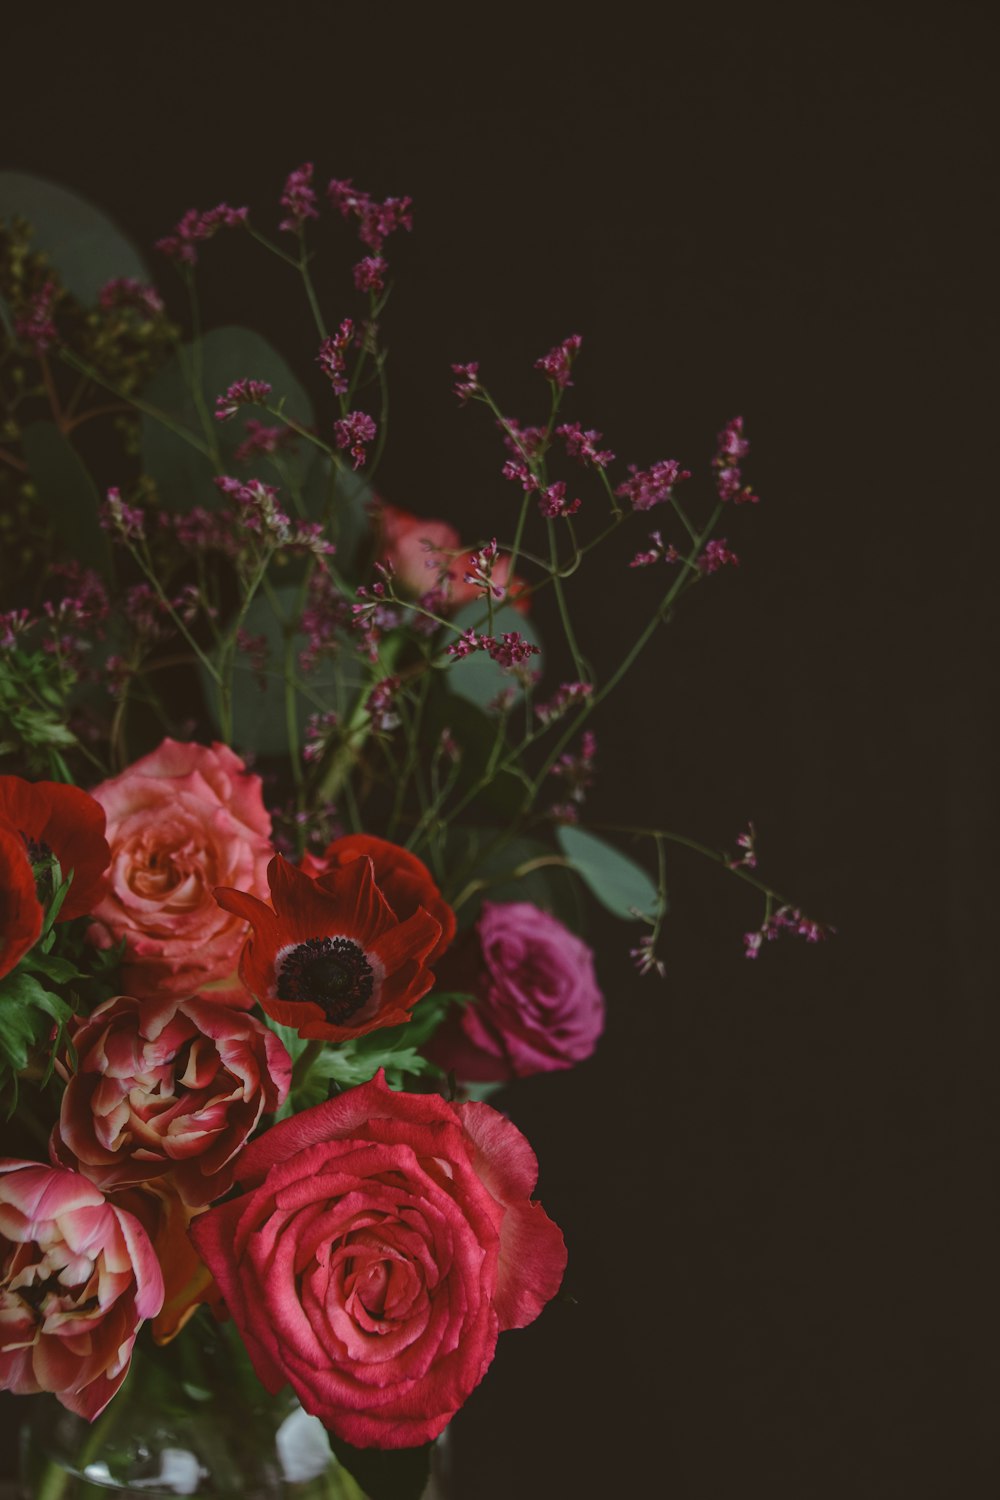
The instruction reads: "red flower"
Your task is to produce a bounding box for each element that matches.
[0,776,110,923]
[215,855,442,1042]
[190,1071,566,1448]
[0,824,42,980]
[300,833,456,965]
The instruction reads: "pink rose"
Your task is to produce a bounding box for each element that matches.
[88,739,274,998]
[191,1070,566,1448]
[0,1160,163,1419]
[52,994,291,1207]
[429,901,605,1081]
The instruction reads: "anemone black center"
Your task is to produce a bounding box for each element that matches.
[277,936,374,1024]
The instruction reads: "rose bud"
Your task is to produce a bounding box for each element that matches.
[191,1070,566,1448]
[428,901,605,1081]
[0,1160,163,1419]
[51,994,291,1207]
[215,854,442,1043]
[87,739,274,1001]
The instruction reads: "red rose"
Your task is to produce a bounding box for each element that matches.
[215,854,442,1042]
[300,834,456,964]
[191,1071,566,1448]
[52,994,291,1207]
[0,776,110,922]
[0,1160,163,1419]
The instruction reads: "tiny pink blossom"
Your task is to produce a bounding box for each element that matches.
[333,411,376,469]
[534,334,583,389]
[214,378,272,421]
[713,416,759,505]
[15,281,58,353]
[451,362,480,403]
[538,480,581,519]
[317,320,354,395]
[278,162,319,234]
[616,458,691,513]
[99,278,165,316]
[353,256,387,293]
[556,421,615,468]
[100,488,146,543]
[698,538,740,575]
[156,203,248,265]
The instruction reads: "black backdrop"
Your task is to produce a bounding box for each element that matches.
[1,5,995,1497]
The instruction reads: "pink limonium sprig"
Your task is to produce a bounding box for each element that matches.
[278,162,319,235]
[334,410,376,469]
[155,203,248,265]
[215,378,273,421]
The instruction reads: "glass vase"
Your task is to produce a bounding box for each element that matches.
[17,1317,449,1499]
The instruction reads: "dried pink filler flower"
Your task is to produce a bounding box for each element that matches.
[451,362,480,402]
[714,416,759,505]
[214,378,273,421]
[278,162,319,234]
[155,204,248,265]
[616,458,692,513]
[447,631,540,669]
[534,334,583,389]
[334,411,376,469]
[15,281,59,353]
[698,538,740,575]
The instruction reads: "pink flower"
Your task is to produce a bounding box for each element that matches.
[0,1161,163,1419]
[428,901,605,1081]
[87,739,274,1000]
[52,994,291,1207]
[190,1071,566,1448]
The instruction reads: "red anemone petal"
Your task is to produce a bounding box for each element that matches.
[0,778,110,922]
[0,822,43,978]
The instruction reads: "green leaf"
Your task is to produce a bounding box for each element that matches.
[0,171,149,303]
[420,689,525,822]
[139,327,315,509]
[0,970,72,1074]
[326,1434,433,1500]
[302,460,372,577]
[444,602,542,712]
[20,421,110,574]
[21,952,84,984]
[446,828,585,933]
[556,824,659,920]
[199,584,366,758]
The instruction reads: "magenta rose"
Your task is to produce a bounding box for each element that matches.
[52,994,292,1207]
[429,901,605,1081]
[191,1070,566,1448]
[88,739,274,998]
[0,1160,163,1419]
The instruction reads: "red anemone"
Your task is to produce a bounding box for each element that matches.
[300,833,456,963]
[0,777,110,922]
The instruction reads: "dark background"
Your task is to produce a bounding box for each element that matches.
[2,4,996,1496]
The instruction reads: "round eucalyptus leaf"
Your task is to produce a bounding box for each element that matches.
[139,326,315,509]
[0,172,149,303]
[556,824,659,921]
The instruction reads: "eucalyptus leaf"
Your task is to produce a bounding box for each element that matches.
[444,602,542,712]
[20,421,110,574]
[0,171,149,303]
[556,824,659,920]
[199,584,365,758]
[138,326,316,509]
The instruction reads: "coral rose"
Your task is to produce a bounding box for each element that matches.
[375,501,528,613]
[0,1160,163,1419]
[300,833,456,964]
[88,739,274,999]
[52,993,291,1207]
[428,901,605,1081]
[191,1070,566,1448]
[215,854,442,1043]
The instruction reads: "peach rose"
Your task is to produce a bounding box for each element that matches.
[88,739,274,999]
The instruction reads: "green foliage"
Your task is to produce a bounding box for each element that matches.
[0,967,72,1085]
[0,644,82,778]
[444,601,542,711]
[556,823,660,920]
[139,327,316,509]
[447,828,584,933]
[0,171,148,303]
[420,688,526,823]
[199,584,366,758]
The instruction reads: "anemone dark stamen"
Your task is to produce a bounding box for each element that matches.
[277,936,375,1024]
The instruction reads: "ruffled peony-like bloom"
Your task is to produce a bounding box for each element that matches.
[0,776,110,923]
[428,901,605,1081]
[215,855,442,1043]
[299,833,456,964]
[87,739,274,999]
[191,1070,566,1448]
[51,993,291,1207]
[0,1160,163,1419]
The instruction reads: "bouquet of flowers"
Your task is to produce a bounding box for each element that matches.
[0,165,828,1498]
